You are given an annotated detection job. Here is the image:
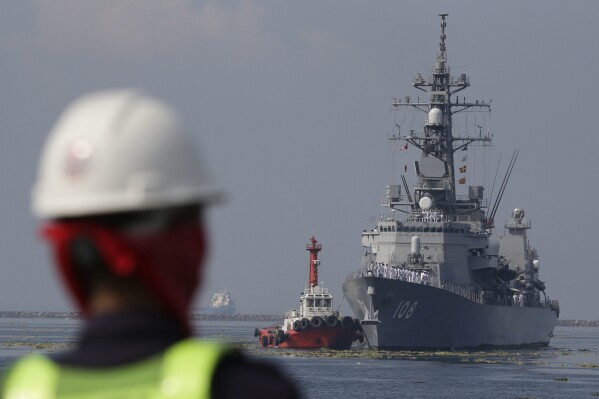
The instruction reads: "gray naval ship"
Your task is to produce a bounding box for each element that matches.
[343,14,560,350]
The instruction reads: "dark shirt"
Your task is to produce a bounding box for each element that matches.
[53,311,300,399]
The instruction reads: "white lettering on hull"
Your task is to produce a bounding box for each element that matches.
[392,300,419,320]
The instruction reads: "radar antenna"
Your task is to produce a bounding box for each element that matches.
[388,14,493,223]
[439,13,448,54]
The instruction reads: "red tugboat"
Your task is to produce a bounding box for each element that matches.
[255,236,362,349]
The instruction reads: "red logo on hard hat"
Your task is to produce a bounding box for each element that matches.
[65,139,93,178]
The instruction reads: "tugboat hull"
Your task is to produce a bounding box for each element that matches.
[344,276,557,350]
[258,324,359,350]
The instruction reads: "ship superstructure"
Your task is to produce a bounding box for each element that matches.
[208,289,236,315]
[342,14,559,350]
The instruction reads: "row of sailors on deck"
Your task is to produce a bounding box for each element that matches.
[421,210,442,222]
[367,262,431,285]
[513,292,527,307]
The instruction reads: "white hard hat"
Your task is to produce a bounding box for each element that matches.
[32,89,222,218]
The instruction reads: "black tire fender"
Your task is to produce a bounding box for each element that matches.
[293,319,302,332]
[300,318,310,330]
[326,315,339,327]
[277,329,285,341]
[311,316,324,328]
[341,316,354,329]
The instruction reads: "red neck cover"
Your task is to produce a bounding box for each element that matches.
[42,221,205,335]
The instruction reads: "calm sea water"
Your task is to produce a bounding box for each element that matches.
[1,318,598,398]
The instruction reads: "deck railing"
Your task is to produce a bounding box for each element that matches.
[345,266,555,309]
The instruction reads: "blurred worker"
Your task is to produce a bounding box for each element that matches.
[1,90,299,399]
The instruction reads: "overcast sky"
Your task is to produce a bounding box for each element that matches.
[0,1,597,320]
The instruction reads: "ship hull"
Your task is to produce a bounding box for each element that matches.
[343,276,557,350]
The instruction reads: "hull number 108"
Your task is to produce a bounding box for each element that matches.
[393,300,418,320]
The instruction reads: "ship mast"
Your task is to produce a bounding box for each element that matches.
[391,14,492,222]
[306,235,322,287]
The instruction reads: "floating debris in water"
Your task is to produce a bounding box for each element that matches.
[240,344,568,365]
[1,342,72,351]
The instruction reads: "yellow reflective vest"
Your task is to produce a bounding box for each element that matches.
[2,339,230,399]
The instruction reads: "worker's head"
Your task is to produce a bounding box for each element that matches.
[32,89,222,333]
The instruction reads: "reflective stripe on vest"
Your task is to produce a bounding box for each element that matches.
[2,340,229,399]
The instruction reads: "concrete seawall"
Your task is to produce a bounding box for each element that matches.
[0,311,283,322]
[557,319,599,327]
[0,311,595,326]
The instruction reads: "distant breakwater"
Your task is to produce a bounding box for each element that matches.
[558,319,599,327]
[0,312,595,326]
[0,311,282,322]
[189,314,282,322]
